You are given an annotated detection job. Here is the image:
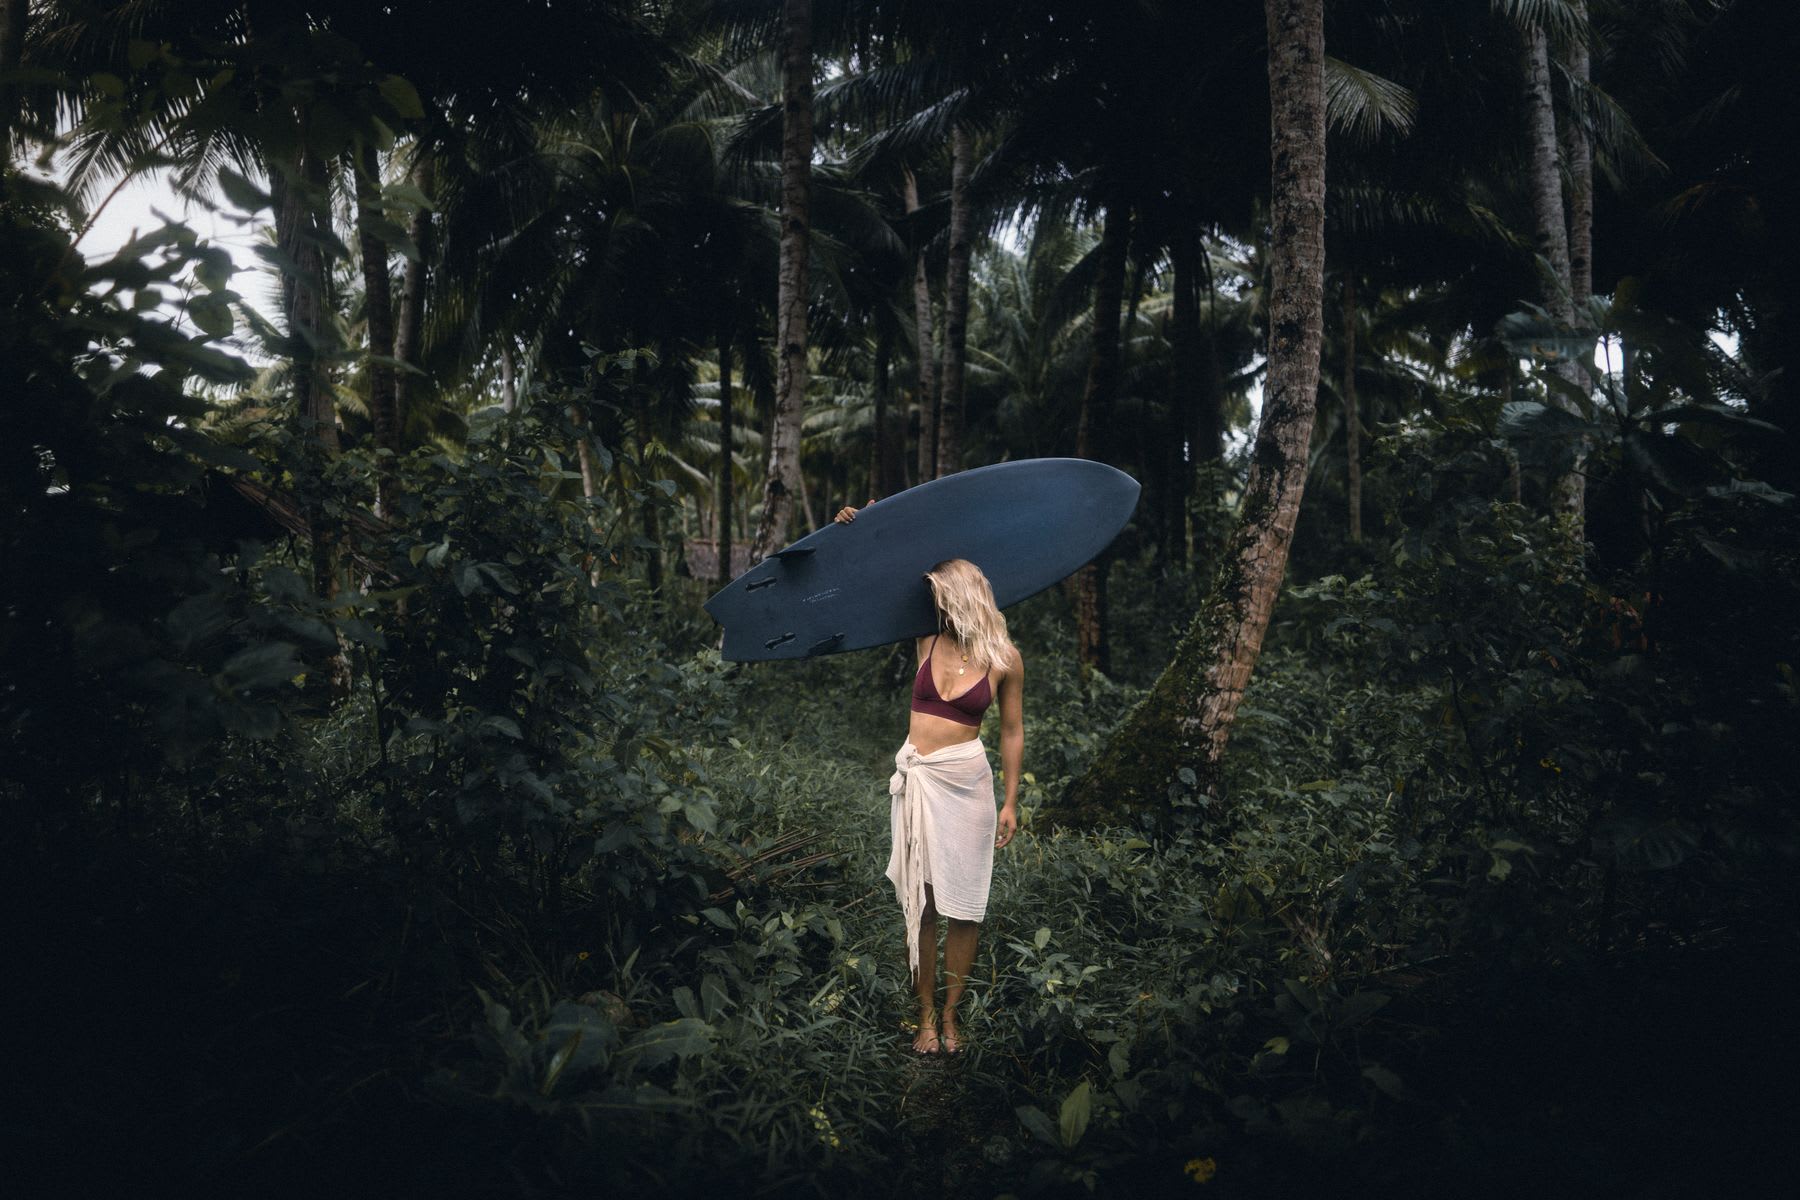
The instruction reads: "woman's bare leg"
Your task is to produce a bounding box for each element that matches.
[912,886,940,1052]
[941,917,978,1053]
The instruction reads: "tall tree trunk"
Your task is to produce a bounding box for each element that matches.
[1196,242,1225,467]
[1523,19,1587,530]
[499,340,517,412]
[274,144,339,454]
[870,322,892,499]
[1058,0,1326,825]
[751,0,813,565]
[904,168,937,485]
[1523,25,1572,321]
[1343,272,1362,543]
[936,122,973,477]
[0,0,24,170]
[1169,223,1205,556]
[1561,1,1594,309]
[354,144,398,514]
[393,156,434,440]
[717,336,734,588]
[1559,4,1596,534]
[1074,192,1131,674]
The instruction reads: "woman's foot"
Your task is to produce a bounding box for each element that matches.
[912,1010,941,1054]
[940,1010,963,1054]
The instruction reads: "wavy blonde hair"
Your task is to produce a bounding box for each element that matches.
[924,558,1017,673]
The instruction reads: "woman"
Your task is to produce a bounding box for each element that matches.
[834,504,1022,1055]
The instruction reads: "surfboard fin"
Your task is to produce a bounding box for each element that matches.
[745,576,777,591]
[764,632,796,649]
[807,632,845,654]
[770,547,816,561]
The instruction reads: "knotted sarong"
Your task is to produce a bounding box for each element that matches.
[886,738,997,979]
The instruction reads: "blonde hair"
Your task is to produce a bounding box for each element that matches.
[924,559,1017,673]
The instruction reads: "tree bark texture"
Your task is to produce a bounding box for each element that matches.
[1523,18,1588,528]
[1073,194,1131,674]
[1344,272,1362,543]
[717,336,734,589]
[1560,1,1593,309]
[935,122,973,477]
[1523,24,1572,323]
[751,0,812,565]
[870,322,892,499]
[499,340,517,412]
[273,143,338,454]
[355,144,398,513]
[1169,223,1204,552]
[393,156,434,436]
[904,169,938,485]
[1057,0,1326,826]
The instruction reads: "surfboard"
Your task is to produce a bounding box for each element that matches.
[704,458,1140,661]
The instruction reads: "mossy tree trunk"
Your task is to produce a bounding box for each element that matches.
[903,166,937,486]
[751,0,812,565]
[935,121,973,477]
[1056,0,1327,827]
[1074,189,1131,674]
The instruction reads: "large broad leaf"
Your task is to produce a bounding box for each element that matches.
[537,1001,620,1094]
[1498,399,1600,443]
[1497,309,1599,376]
[614,1018,714,1071]
[1703,478,1795,507]
[1622,429,1721,496]
[1593,810,1697,871]
[1058,1080,1093,1148]
[1641,403,1784,435]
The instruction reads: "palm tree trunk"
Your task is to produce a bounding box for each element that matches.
[870,321,891,499]
[1169,223,1205,553]
[1561,1,1593,309]
[904,168,936,485]
[1074,191,1131,674]
[499,339,517,412]
[354,145,398,514]
[751,0,813,565]
[1344,272,1362,543]
[393,156,434,443]
[936,122,973,477]
[274,144,339,454]
[1523,19,1588,530]
[1059,0,1326,825]
[717,335,734,588]
[0,0,24,169]
[1523,24,1572,321]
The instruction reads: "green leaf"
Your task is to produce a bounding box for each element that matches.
[217,166,269,213]
[1058,1080,1092,1148]
[1033,927,1052,951]
[480,715,522,740]
[378,74,425,120]
[1363,1064,1411,1100]
[220,642,302,690]
[616,1018,714,1071]
[1015,1104,1059,1147]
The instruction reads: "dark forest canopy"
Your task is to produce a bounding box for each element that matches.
[3,1,1797,1194]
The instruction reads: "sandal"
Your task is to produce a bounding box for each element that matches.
[912,1011,941,1054]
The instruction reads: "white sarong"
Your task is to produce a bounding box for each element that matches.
[886,737,997,979]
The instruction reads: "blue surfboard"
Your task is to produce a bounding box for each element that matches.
[704,458,1140,661]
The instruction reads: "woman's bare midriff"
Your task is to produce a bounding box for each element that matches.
[907,711,984,756]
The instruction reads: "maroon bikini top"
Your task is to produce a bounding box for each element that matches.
[910,634,993,727]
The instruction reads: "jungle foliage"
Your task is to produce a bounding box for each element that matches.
[4,0,1798,1196]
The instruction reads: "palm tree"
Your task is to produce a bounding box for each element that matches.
[749,0,813,565]
[1062,0,1329,824]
